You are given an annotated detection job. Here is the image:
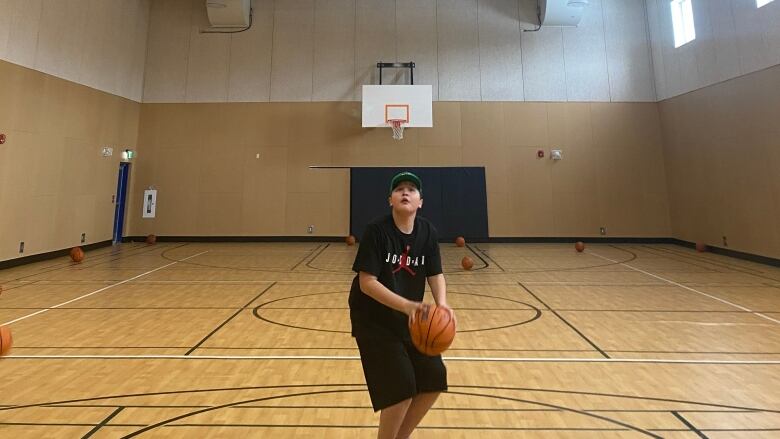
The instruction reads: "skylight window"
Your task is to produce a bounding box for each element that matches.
[671,0,696,48]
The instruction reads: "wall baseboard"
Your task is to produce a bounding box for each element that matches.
[3,237,775,270]
[0,240,114,270]
[672,239,779,267]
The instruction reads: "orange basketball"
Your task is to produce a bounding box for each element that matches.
[695,242,707,252]
[408,304,455,356]
[461,256,474,270]
[455,236,466,247]
[575,241,585,252]
[146,234,157,245]
[70,247,84,263]
[346,235,356,246]
[0,326,12,357]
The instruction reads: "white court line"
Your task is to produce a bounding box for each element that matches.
[0,251,209,326]
[3,354,780,364]
[588,251,780,325]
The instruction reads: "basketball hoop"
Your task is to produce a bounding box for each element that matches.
[389,119,405,140]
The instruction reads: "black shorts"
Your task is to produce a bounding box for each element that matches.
[356,337,448,412]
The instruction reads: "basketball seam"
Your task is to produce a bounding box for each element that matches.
[430,310,454,350]
[425,306,440,355]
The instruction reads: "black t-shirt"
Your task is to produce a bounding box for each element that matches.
[349,214,443,340]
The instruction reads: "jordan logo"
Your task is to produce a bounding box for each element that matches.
[392,245,416,276]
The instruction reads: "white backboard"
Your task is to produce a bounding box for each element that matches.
[362,85,433,128]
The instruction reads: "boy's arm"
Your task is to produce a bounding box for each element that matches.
[359,272,424,324]
[427,273,448,307]
[427,273,455,323]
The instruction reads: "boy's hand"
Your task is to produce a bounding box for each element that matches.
[436,303,457,327]
[404,300,426,326]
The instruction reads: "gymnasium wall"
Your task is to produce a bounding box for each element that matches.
[646,0,780,100]
[142,0,656,103]
[0,59,141,262]
[0,0,151,102]
[126,101,671,238]
[659,63,780,259]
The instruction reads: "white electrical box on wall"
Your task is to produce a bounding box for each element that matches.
[540,0,588,27]
[142,189,157,218]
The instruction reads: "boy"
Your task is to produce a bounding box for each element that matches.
[349,171,454,439]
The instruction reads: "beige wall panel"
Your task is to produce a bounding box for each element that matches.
[436,0,481,101]
[285,192,333,235]
[552,190,601,237]
[503,103,548,147]
[396,0,439,100]
[418,146,463,166]
[549,146,599,196]
[329,171,351,236]
[460,102,503,147]
[228,0,274,102]
[34,0,87,82]
[355,0,398,93]
[546,102,593,149]
[312,0,356,101]
[2,51,678,259]
[486,191,511,236]
[591,102,662,149]
[270,0,315,102]
[507,146,554,235]
[1,0,43,68]
[0,60,140,261]
[286,145,333,194]
[241,146,288,235]
[478,0,524,101]
[417,102,461,147]
[287,103,363,147]
[78,0,116,93]
[185,6,230,103]
[462,144,508,194]
[7,64,46,134]
[196,193,244,235]
[659,64,780,257]
[29,133,66,197]
[199,145,245,194]
[143,0,193,103]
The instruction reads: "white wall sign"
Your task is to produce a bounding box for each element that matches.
[142,189,157,218]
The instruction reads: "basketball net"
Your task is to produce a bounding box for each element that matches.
[389,119,405,140]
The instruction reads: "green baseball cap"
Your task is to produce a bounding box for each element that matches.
[389,171,422,195]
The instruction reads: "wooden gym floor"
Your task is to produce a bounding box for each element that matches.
[1,242,779,438]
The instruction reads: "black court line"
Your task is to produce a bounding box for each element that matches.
[464,244,492,271]
[634,245,728,273]
[518,281,610,359]
[12,345,780,355]
[0,243,165,283]
[116,389,662,438]
[184,282,277,355]
[29,404,763,414]
[542,309,780,313]
[672,411,709,439]
[472,245,506,271]
[290,244,323,271]
[304,243,332,271]
[81,406,124,439]
[0,307,280,310]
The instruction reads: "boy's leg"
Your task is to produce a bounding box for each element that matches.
[378,397,412,439]
[394,391,441,439]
